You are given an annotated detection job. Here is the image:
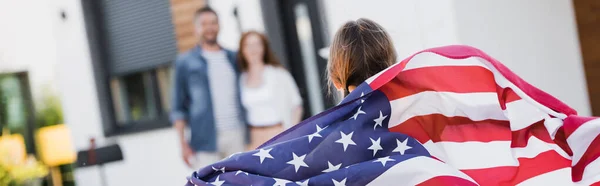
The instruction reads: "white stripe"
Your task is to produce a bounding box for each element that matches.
[504,99,547,131]
[381,52,567,120]
[575,156,600,185]
[516,168,573,186]
[403,52,492,71]
[421,136,569,170]
[367,156,477,186]
[513,135,571,160]
[578,156,600,185]
[568,118,600,165]
[388,91,507,128]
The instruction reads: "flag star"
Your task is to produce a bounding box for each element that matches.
[332,178,347,186]
[211,176,225,186]
[296,179,309,186]
[253,148,274,164]
[368,137,383,157]
[307,125,327,143]
[373,111,388,130]
[360,92,365,103]
[335,131,356,151]
[322,161,342,173]
[212,166,225,173]
[235,170,248,176]
[351,106,366,120]
[392,138,412,155]
[273,178,291,186]
[374,156,396,166]
[287,153,309,173]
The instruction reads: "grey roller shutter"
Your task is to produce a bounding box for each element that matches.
[101,0,177,75]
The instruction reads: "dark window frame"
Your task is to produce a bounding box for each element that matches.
[81,0,172,136]
[0,71,37,154]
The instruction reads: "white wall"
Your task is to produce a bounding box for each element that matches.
[453,0,591,115]
[53,0,190,185]
[323,0,460,58]
[209,0,265,50]
[323,0,591,115]
[51,0,267,185]
[0,0,60,102]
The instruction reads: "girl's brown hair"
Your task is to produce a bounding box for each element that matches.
[237,31,282,71]
[327,18,397,95]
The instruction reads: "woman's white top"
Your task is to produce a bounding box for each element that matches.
[241,65,303,128]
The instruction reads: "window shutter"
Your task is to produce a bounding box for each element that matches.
[101,0,177,75]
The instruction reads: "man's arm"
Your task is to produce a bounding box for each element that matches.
[170,58,194,167]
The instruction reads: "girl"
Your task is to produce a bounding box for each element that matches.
[328,18,397,97]
[237,31,304,150]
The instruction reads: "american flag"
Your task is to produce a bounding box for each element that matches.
[186,45,600,186]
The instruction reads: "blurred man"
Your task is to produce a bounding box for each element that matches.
[170,7,247,169]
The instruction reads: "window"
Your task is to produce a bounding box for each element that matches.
[109,67,172,126]
[0,72,36,153]
[81,0,178,136]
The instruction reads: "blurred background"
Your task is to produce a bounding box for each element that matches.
[0,0,598,185]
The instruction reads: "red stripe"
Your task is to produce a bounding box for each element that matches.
[511,120,553,148]
[419,45,577,116]
[416,176,478,186]
[379,66,498,100]
[389,115,558,147]
[370,45,576,115]
[497,86,521,110]
[572,133,600,182]
[562,116,598,139]
[590,181,600,186]
[461,150,571,186]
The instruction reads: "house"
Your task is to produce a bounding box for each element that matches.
[0,0,597,185]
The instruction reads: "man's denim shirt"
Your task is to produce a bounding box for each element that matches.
[170,46,248,152]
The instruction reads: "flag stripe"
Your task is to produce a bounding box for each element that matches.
[387,91,508,129]
[420,135,570,170]
[374,51,570,119]
[516,168,573,186]
[389,114,558,146]
[367,156,477,186]
[379,65,498,100]
[461,151,571,186]
[568,119,600,167]
[573,132,600,181]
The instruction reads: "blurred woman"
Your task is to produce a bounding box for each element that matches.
[237,31,304,150]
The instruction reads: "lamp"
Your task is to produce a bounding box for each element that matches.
[36,124,76,186]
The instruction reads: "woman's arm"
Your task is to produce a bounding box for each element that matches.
[291,105,304,125]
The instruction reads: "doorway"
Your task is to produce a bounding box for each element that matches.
[262,0,334,118]
[573,0,600,115]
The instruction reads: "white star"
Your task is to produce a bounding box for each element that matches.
[273,178,291,186]
[373,156,396,166]
[350,106,366,120]
[307,125,327,143]
[392,138,412,155]
[253,148,274,164]
[235,170,248,176]
[211,176,225,186]
[332,178,347,186]
[335,131,356,151]
[287,153,309,173]
[296,179,309,186]
[360,92,365,103]
[368,137,383,157]
[322,161,342,173]
[373,111,387,130]
[212,166,225,173]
